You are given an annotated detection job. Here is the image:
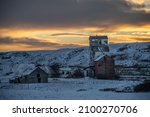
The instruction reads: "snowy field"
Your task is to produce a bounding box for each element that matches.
[0,78,150,100]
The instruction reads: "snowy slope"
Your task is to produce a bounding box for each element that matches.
[109,43,150,67]
[0,42,149,82]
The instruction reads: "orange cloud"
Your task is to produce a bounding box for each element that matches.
[125,0,150,13]
[0,23,149,51]
[0,37,83,51]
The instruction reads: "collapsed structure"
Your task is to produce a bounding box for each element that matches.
[89,36,115,79]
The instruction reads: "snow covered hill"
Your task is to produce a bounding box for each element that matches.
[110,42,150,67]
[0,42,149,82]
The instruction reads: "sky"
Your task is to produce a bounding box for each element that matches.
[0,0,150,51]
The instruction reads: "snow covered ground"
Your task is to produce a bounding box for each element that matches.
[0,78,150,100]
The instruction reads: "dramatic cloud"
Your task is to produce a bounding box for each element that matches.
[0,0,150,29]
[131,37,150,42]
[0,37,82,50]
[116,31,150,36]
[0,0,149,51]
[125,0,145,6]
[50,33,88,36]
[125,0,150,13]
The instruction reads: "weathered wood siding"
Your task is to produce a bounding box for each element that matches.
[94,56,115,79]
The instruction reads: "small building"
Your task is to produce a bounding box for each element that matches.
[10,67,49,83]
[59,67,72,78]
[59,66,85,78]
[94,55,115,79]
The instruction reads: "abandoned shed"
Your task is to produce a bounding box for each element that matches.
[10,67,49,83]
[59,67,72,78]
[59,66,85,78]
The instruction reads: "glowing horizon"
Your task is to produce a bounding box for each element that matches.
[0,0,149,51]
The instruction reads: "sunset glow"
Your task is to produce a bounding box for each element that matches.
[0,0,149,51]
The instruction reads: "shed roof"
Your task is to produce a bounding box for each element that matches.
[21,66,50,76]
[31,66,50,75]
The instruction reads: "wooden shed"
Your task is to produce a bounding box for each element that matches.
[27,67,49,83]
[10,67,49,83]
